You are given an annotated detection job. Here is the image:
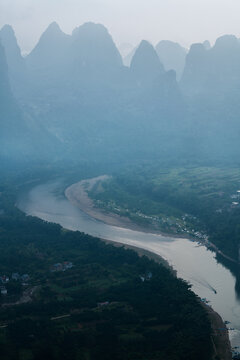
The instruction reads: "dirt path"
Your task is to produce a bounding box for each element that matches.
[2,286,39,307]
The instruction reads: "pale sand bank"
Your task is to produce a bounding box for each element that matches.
[65,176,185,237]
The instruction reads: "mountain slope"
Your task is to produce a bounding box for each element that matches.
[155,40,187,80]
[0,25,26,98]
[180,35,240,95]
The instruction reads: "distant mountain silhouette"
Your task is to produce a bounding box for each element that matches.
[180,35,240,162]
[27,22,123,79]
[130,40,165,86]
[210,35,240,89]
[25,21,125,99]
[203,40,211,50]
[181,35,240,95]
[0,39,61,161]
[68,23,125,99]
[72,22,122,71]
[155,40,187,80]
[0,42,30,159]
[27,22,70,72]
[180,43,207,95]
[5,22,240,164]
[0,25,26,97]
[0,41,13,101]
[25,21,71,96]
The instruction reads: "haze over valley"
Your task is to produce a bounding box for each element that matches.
[2,4,240,359]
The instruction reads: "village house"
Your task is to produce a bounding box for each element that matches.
[63,261,73,270]
[98,301,109,307]
[0,275,9,284]
[12,273,20,281]
[51,263,63,272]
[21,274,30,285]
[51,261,74,272]
[140,271,153,282]
[0,286,7,295]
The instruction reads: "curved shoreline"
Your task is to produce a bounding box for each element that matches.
[65,176,188,238]
[102,241,231,360]
[102,238,175,273]
[65,176,238,266]
[65,177,232,360]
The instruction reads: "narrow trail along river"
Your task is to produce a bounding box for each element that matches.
[18,179,240,349]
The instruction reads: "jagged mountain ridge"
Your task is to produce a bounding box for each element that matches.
[26,22,71,73]
[19,23,184,161]
[2,22,240,163]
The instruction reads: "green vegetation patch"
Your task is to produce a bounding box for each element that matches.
[89,165,240,260]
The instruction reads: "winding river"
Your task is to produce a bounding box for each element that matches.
[18,180,240,348]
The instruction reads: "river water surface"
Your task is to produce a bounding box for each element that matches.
[18,180,240,348]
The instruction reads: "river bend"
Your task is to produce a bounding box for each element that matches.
[17,180,240,347]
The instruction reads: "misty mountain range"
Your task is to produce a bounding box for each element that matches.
[1,22,240,164]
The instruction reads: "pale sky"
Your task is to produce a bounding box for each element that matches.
[1,0,240,53]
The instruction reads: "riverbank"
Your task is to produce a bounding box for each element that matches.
[104,239,231,359]
[203,303,232,360]
[65,176,239,267]
[103,238,175,273]
[65,176,188,238]
[65,177,177,272]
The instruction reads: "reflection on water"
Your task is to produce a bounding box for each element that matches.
[18,180,240,346]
